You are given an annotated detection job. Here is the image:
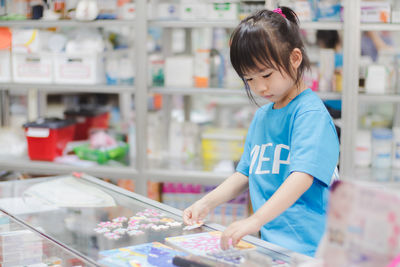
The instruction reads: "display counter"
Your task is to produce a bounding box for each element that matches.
[0,173,313,266]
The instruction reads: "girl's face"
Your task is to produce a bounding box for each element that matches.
[242,48,305,109]
[243,65,297,109]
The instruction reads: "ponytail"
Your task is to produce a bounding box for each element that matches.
[280,6,299,26]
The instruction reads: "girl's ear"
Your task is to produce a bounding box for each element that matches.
[290,48,303,70]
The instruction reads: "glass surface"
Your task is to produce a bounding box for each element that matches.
[0,174,300,266]
[0,211,91,266]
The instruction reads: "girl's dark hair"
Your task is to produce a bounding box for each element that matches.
[230,6,310,103]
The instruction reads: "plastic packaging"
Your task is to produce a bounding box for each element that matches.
[392,127,400,168]
[355,130,372,167]
[371,128,393,168]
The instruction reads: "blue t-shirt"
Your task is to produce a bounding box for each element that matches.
[236,89,339,257]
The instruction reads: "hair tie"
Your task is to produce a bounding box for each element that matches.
[273,8,286,18]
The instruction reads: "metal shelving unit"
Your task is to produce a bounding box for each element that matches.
[0,0,353,193]
[0,19,135,28]
[150,87,342,100]
[359,93,400,103]
[360,23,400,31]
[0,83,135,94]
[149,20,343,30]
[0,157,139,180]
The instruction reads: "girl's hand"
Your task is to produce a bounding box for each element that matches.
[183,199,211,225]
[220,216,263,250]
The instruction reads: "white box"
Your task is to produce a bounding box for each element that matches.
[0,50,11,82]
[12,52,53,84]
[207,3,238,20]
[165,56,193,87]
[180,2,207,20]
[54,53,104,84]
[156,3,179,20]
[361,2,391,23]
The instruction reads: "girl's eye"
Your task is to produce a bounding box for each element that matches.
[245,78,253,82]
[263,73,272,79]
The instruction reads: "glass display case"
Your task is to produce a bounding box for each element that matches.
[0,173,313,266]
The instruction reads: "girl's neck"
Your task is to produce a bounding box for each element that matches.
[273,81,308,109]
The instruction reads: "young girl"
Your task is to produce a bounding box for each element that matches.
[183,7,340,257]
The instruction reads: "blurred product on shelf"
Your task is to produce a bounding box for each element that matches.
[278,0,342,22]
[117,178,135,192]
[392,127,400,168]
[75,0,99,21]
[204,185,249,226]
[23,117,76,161]
[150,0,239,21]
[201,127,246,172]
[73,131,128,164]
[162,182,203,210]
[106,50,135,85]
[147,181,162,201]
[371,128,393,169]
[0,128,26,158]
[165,56,194,87]
[355,130,372,167]
[169,120,200,162]
[318,48,335,92]
[361,1,391,23]
[64,105,110,140]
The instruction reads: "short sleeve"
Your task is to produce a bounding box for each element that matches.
[236,110,259,177]
[289,110,339,186]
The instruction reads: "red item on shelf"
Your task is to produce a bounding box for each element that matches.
[64,106,110,140]
[24,118,76,161]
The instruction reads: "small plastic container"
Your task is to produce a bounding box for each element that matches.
[64,106,109,140]
[355,130,372,167]
[371,128,393,168]
[23,118,76,161]
[392,127,400,168]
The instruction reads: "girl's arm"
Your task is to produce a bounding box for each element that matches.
[183,172,249,225]
[220,171,314,249]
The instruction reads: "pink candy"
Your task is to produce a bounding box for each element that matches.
[112,217,128,223]
[104,232,121,240]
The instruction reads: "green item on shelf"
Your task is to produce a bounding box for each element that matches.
[0,14,27,21]
[73,143,128,165]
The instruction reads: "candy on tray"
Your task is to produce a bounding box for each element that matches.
[112,217,128,223]
[94,227,110,234]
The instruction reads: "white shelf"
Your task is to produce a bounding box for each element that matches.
[0,19,135,28]
[0,157,139,180]
[352,167,400,186]
[145,169,228,185]
[358,93,400,103]
[0,83,135,94]
[149,20,343,30]
[300,21,343,30]
[360,23,400,31]
[150,87,245,96]
[149,20,239,28]
[150,87,342,100]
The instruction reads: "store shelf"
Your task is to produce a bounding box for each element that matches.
[150,87,245,96]
[145,169,228,184]
[0,83,135,94]
[149,20,343,30]
[0,19,135,28]
[360,23,400,31]
[300,21,343,30]
[352,167,400,186]
[0,157,139,180]
[358,93,400,103]
[150,87,342,100]
[149,20,239,28]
